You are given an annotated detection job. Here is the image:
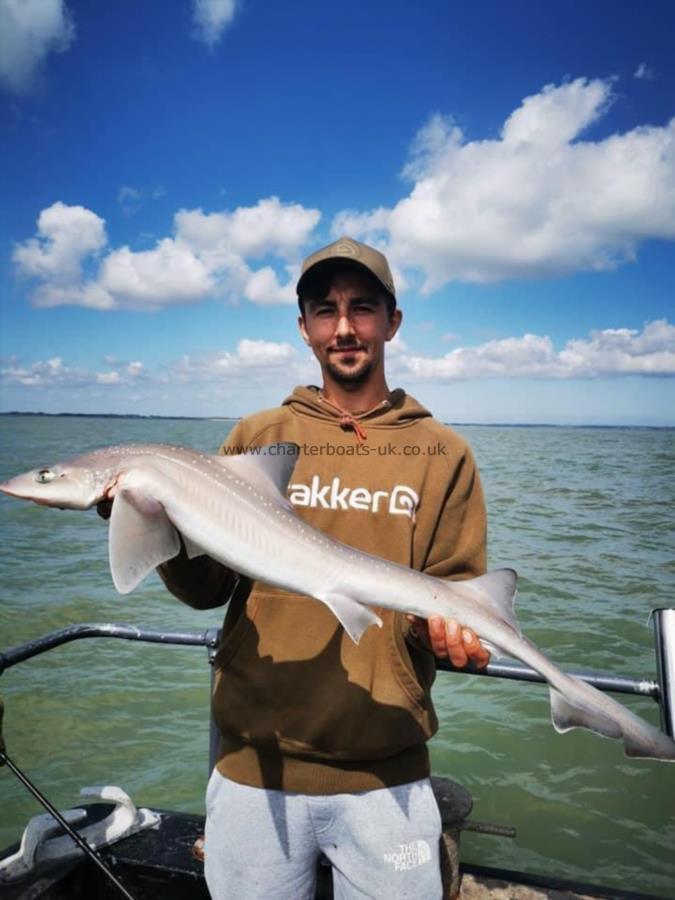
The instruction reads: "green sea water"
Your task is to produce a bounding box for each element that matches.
[0,415,674,896]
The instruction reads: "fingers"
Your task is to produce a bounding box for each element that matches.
[461,626,490,669]
[423,616,445,658]
[407,614,491,668]
[445,620,468,667]
[421,618,490,669]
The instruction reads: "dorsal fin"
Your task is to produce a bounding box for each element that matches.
[218,443,300,499]
[461,568,520,634]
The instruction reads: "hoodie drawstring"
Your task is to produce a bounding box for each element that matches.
[318,394,369,445]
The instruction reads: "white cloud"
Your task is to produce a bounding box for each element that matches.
[172,339,298,381]
[13,202,106,281]
[243,266,297,305]
[13,202,110,308]
[96,371,121,385]
[14,197,320,310]
[396,319,675,379]
[334,77,675,290]
[0,0,75,93]
[5,322,671,401]
[0,354,149,388]
[634,63,654,81]
[12,77,675,312]
[98,239,215,308]
[192,0,238,47]
[176,197,320,260]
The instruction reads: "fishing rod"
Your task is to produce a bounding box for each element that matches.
[0,748,138,900]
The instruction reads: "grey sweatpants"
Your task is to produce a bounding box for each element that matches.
[204,769,443,900]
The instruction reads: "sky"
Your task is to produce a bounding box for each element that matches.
[1,0,674,425]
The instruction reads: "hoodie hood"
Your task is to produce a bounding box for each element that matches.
[283,386,432,437]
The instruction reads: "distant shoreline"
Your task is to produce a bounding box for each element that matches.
[0,411,241,422]
[1,411,672,430]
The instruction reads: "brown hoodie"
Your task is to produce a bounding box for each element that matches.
[160,386,486,793]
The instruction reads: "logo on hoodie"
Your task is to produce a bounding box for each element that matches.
[288,476,419,518]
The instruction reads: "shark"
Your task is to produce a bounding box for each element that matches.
[1,441,674,763]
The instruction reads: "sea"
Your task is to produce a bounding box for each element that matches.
[0,414,674,897]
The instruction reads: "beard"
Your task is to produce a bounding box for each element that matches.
[325,351,373,385]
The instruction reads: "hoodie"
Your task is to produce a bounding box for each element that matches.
[160,386,487,793]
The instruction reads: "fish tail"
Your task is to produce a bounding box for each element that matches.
[549,676,675,762]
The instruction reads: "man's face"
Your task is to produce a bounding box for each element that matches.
[298,270,401,386]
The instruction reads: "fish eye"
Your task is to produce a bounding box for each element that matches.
[35,468,56,484]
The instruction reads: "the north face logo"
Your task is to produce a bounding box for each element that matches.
[383,840,432,871]
[288,475,419,518]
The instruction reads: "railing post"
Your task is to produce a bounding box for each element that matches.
[652,608,675,739]
[206,628,221,775]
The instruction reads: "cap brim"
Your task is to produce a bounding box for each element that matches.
[296,258,394,302]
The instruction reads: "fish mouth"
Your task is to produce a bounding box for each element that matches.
[0,481,20,498]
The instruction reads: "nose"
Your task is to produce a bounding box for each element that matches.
[336,311,356,339]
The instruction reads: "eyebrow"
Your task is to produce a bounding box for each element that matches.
[307,294,382,308]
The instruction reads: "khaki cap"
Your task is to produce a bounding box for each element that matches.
[297,237,396,302]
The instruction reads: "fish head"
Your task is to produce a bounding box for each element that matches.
[0,458,105,510]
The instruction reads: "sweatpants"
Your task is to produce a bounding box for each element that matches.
[204,769,443,900]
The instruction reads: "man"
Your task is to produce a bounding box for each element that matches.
[158,237,488,899]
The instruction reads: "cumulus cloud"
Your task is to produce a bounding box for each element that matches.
[334,77,675,290]
[395,319,675,380]
[13,77,675,310]
[0,0,75,93]
[191,0,238,47]
[171,339,299,382]
[14,197,320,310]
[98,240,215,307]
[13,202,110,308]
[5,322,672,400]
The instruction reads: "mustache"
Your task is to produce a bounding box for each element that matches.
[328,343,365,352]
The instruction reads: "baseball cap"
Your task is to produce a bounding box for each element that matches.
[296,237,396,305]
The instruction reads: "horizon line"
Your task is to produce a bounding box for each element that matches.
[0,411,672,430]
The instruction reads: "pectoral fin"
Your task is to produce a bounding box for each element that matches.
[317,593,383,643]
[181,533,206,560]
[109,487,181,594]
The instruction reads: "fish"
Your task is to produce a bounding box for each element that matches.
[1,441,674,763]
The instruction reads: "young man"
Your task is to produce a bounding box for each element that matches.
[159,237,488,899]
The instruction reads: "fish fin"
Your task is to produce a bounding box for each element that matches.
[218,443,299,499]
[549,683,622,739]
[181,533,205,560]
[552,680,675,761]
[479,639,509,660]
[109,486,181,594]
[317,593,383,644]
[461,568,520,634]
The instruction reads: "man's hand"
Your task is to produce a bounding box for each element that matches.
[407,615,490,669]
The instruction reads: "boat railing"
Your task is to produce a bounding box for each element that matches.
[2,609,674,771]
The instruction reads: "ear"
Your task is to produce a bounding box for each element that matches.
[298,314,311,345]
[386,308,403,341]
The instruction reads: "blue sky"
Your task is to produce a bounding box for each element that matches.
[1,0,674,424]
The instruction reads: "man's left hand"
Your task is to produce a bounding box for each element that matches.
[407,616,490,669]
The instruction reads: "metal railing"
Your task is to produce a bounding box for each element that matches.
[2,609,674,760]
